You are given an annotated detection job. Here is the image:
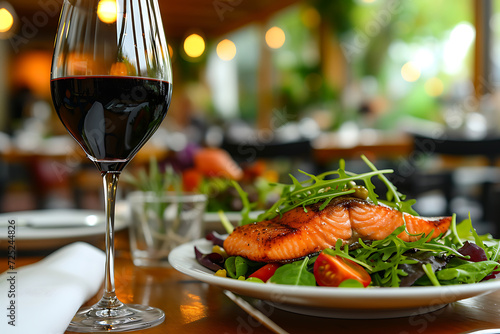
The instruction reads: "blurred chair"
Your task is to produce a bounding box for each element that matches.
[221,138,312,163]
[413,134,500,163]
[411,133,500,236]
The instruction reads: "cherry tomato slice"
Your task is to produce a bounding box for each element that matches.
[249,263,281,282]
[313,253,371,287]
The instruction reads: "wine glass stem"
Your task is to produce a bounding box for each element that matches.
[97,171,123,309]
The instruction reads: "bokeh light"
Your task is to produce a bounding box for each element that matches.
[184,34,205,58]
[13,50,53,97]
[97,0,117,24]
[265,27,285,49]
[401,61,421,82]
[0,8,14,33]
[216,39,236,61]
[424,77,444,97]
[443,22,475,74]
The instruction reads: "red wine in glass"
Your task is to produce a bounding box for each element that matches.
[51,76,171,172]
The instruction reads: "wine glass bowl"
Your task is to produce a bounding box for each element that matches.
[50,0,171,331]
[51,0,172,173]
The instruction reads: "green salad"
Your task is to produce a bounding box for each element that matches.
[196,156,500,288]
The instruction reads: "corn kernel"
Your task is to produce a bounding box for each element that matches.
[214,269,227,278]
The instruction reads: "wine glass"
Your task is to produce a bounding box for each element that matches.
[50,0,171,331]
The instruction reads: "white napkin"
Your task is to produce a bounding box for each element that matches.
[0,242,105,334]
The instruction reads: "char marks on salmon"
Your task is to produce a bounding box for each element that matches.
[223,196,451,263]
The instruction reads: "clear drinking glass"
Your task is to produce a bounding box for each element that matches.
[128,191,207,267]
[50,0,172,331]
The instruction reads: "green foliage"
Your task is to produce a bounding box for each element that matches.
[269,258,316,286]
[122,157,181,195]
[224,256,260,279]
[434,259,498,285]
[313,0,356,34]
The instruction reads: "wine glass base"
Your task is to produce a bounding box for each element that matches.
[67,303,165,332]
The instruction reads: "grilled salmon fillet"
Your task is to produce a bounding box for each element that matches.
[223,196,451,263]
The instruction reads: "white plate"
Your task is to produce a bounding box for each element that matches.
[169,238,500,319]
[0,208,128,251]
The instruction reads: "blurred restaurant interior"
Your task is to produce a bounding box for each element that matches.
[0,0,500,236]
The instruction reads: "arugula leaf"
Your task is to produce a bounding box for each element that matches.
[269,258,316,286]
[323,242,372,271]
[340,226,462,287]
[446,214,462,247]
[434,258,499,285]
[360,155,418,216]
[421,263,441,286]
[454,215,497,249]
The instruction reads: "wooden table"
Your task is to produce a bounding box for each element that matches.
[2,230,500,334]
